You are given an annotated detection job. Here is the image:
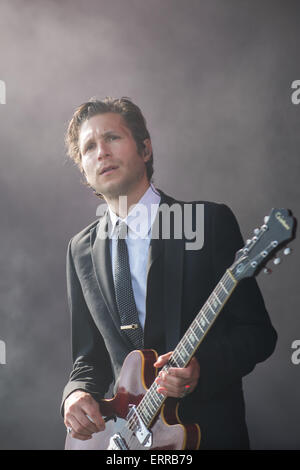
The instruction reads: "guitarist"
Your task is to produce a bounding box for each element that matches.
[61,96,277,449]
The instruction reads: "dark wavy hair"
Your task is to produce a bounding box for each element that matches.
[65,96,154,198]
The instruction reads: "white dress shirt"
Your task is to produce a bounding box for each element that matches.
[108,183,161,330]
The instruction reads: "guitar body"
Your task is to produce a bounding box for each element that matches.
[65,349,201,450]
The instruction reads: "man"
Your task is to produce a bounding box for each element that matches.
[61,96,277,449]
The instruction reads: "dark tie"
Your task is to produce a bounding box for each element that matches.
[113,221,144,350]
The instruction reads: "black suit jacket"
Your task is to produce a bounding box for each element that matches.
[61,190,277,449]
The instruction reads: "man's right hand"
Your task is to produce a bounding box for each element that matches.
[64,390,105,440]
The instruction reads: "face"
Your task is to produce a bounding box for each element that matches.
[79,112,151,202]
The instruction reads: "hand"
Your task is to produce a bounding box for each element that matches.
[153,351,200,399]
[64,390,105,440]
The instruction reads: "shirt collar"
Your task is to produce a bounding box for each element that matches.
[108,183,161,239]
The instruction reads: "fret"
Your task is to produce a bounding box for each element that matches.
[184,337,194,352]
[220,281,228,295]
[182,340,190,356]
[226,268,237,284]
[214,291,222,305]
[195,317,205,333]
[154,390,164,404]
[173,350,186,367]
[207,300,216,315]
[211,295,219,310]
[185,331,197,348]
[138,398,157,426]
[190,322,202,341]
[199,315,207,329]
[148,393,158,410]
[216,288,226,302]
[151,389,161,407]
[143,401,152,418]
[168,355,180,368]
[201,311,210,324]
[179,344,189,361]
[220,281,228,294]
[182,337,194,355]
[142,410,151,423]
[204,306,214,322]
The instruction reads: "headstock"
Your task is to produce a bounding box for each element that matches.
[231,208,297,281]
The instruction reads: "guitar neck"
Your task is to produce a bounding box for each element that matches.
[170,269,238,368]
[136,269,238,428]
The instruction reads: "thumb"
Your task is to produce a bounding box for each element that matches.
[153,351,173,368]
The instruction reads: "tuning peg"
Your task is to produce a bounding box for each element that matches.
[273,257,281,265]
[246,239,252,245]
[264,216,270,224]
[263,267,272,274]
[283,247,292,256]
[253,228,260,235]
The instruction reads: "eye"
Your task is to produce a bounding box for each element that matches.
[107,135,119,142]
[85,142,95,152]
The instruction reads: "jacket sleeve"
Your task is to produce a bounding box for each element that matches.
[194,203,277,400]
[60,238,113,417]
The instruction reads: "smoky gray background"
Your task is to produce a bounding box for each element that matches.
[0,0,299,450]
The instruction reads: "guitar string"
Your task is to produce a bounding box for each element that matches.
[115,272,235,449]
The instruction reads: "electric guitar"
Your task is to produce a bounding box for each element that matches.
[65,208,296,450]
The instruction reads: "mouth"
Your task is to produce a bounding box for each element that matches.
[99,165,118,176]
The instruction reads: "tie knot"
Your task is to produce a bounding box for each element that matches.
[117,220,128,239]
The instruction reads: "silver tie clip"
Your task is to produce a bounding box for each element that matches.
[120,324,138,330]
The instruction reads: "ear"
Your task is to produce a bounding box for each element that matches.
[142,138,152,161]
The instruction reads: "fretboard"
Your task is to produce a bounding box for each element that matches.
[133,269,238,428]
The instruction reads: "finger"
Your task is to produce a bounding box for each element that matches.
[157,379,193,397]
[156,371,198,395]
[156,383,186,398]
[153,351,173,368]
[155,375,186,395]
[66,414,94,437]
[71,430,92,441]
[82,404,106,432]
[77,411,100,434]
[66,408,98,435]
[166,368,193,381]
[156,372,188,389]
[168,358,200,379]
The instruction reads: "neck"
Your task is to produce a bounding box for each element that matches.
[105,181,151,219]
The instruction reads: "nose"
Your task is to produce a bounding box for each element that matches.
[97,141,111,160]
